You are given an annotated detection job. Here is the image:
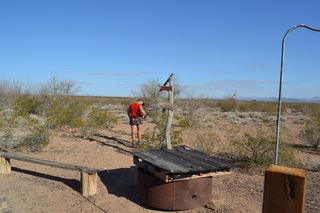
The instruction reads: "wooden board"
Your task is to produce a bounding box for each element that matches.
[0,153,100,174]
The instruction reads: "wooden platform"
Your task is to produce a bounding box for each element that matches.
[133,145,235,182]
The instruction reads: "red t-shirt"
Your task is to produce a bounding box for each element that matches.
[129,103,142,117]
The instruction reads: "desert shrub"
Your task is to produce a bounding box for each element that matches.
[175,115,189,128]
[241,119,251,125]
[217,94,238,112]
[309,104,320,118]
[39,76,79,96]
[141,111,183,149]
[177,91,206,127]
[250,112,263,118]
[19,118,52,151]
[0,112,18,151]
[285,102,320,115]
[237,112,249,118]
[226,126,295,168]
[222,112,239,122]
[75,105,118,138]
[13,94,45,115]
[45,97,86,129]
[238,100,278,115]
[87,105,118,128]
[292,118,305,125]
[299,119,320,148]
[190,129,221,154]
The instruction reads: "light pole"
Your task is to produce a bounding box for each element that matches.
[274,24,320,164]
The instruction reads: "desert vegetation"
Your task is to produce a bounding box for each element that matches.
[0,77,119,151]
[0,77,319,171]
[1,77,319,212]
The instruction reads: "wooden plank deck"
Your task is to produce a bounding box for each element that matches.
[133,145,235,182]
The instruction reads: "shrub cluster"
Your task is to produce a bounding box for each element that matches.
[142,111,183,150]
[217,94,238,112]
[299,113,320,148]
[226,126,295,168]
[0,78,118,151]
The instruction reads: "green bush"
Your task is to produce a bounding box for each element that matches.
[217,94,238,112]
[175,115,189,128]
[141,111,183,149]
[45,97,86,129]
[190,130,221,154]
[75,105,118,138]
[238,101,278,115]
[226,126,295,168]
[299,119,320,148]
[13,95,45,115]
[19,118,52,151]
[0,112,18,151]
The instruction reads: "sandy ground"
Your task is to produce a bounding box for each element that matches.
[0,120,319,213]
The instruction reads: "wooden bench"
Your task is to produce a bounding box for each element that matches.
[0,153,100,196]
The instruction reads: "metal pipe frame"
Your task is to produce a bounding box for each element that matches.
[274,24,320,164]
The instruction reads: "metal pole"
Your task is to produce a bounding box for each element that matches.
[274,24,320,165]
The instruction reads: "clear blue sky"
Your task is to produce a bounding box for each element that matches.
[1,0,319,99]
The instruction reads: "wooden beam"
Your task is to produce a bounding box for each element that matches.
[262,165,307,213]
[0,153,99,173]
[162,73,174,86]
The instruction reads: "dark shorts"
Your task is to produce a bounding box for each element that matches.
[129,116,143,126]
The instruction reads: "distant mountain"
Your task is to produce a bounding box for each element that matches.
[238,96,320,103]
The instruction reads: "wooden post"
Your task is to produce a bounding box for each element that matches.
[0,156,11,174]
[262,165,307,213]
[165,77,174,150]
[81,172,98,196]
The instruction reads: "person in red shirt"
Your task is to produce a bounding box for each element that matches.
[127,99,147,146]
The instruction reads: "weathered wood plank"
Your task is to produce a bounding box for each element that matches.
[134,156,169,181]
[132,145,235,174]
[148,149,203,172]
[133,151,190,173]
[0,153,99,174]
[161,148,220,171]
[174,146,235,169]
[169,170,232,182]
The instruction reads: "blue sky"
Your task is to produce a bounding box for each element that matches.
[0,0,319,99]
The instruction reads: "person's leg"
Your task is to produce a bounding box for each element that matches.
[137,124,142,142]
[131,125,137,142]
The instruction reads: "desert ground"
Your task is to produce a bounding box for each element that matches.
[0,103,319,213]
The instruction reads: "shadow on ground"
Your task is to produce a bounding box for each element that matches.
[88,134,136,155]
[98,166,143,206]
[12,167,80,192]
[290,144,320,155]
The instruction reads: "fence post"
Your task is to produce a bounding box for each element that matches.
[262,165,307,213]
[0,156,11,174]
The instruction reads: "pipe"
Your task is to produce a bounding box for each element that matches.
[274,24,320,164]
